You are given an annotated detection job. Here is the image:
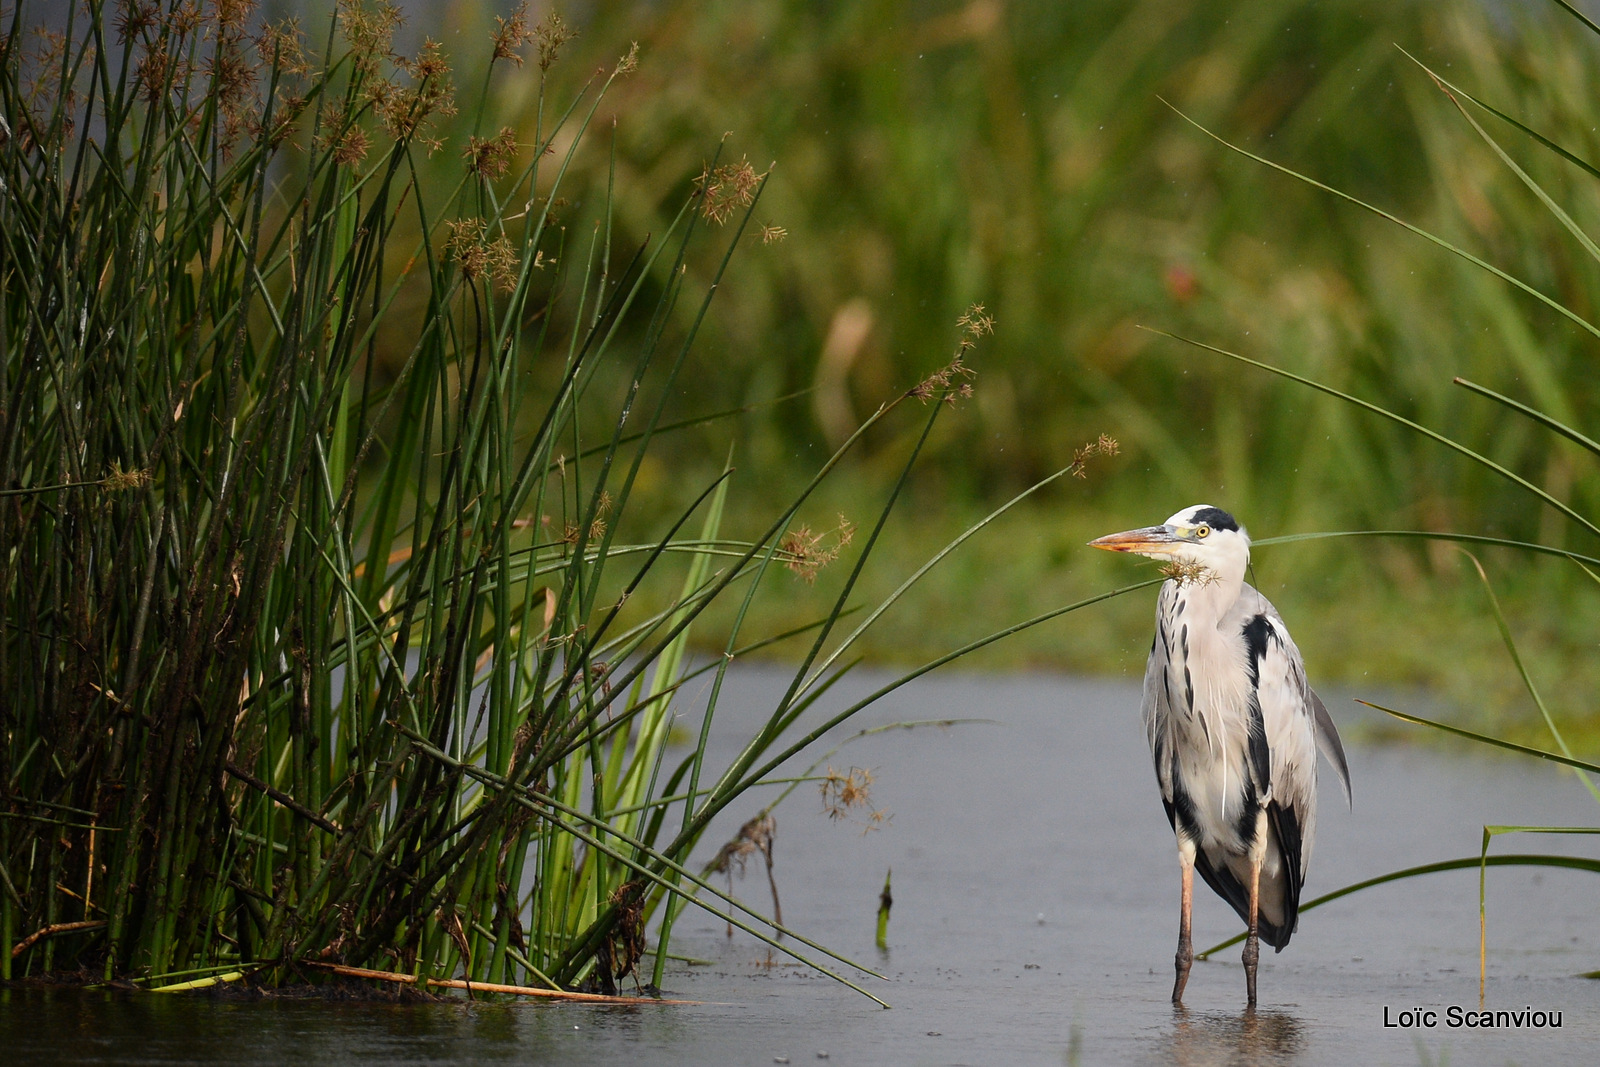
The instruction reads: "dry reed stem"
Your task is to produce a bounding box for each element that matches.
[11,921,108,958]
[303,961,701,1003]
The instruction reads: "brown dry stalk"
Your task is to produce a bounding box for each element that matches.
[303,961,700,1003]
[705,813,782,934]
[11,921,108,958]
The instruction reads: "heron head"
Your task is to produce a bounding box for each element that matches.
[1087,504,1250,579]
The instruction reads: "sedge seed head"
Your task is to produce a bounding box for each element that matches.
[1069,434,1120,478]
[533,11,576,71]
[491,1,534,65]
[614,41,639,76]
[464,127,518,180]
[694,156,764,225]
[103,464,152,492]
[1160,559,1217,587]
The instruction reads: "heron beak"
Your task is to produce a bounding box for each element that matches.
[1087,525,1182,556]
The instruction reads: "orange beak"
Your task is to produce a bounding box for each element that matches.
[1087,525,1182,555]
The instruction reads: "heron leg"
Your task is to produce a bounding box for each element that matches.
[1173,842,1195,1004]
[1243,856,1262,1008]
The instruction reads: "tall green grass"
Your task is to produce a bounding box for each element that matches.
[0,1,1130,998]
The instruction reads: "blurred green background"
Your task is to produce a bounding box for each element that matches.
[341,0,1600,733]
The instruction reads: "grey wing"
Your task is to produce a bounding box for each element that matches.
[1252,614,1321,883]
[1257,598,1352,808]
[1308,689,1353,808]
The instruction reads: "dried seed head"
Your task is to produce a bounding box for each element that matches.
[210,0,255,32]
[820,767,887,832]
[339,0,403,78]
[114,1,161,43]
[464,127,518,180]
[134,42,184,104]
[533,11,576,71]
[956,303,995,338]
[758,223,788,245]
[316,107,371,166]
[102,464,152,492]
[1160,559,1217,588]
[707,814,776,877]
[694,156,764,225]
[255,18,311,78]
[614,41,639,76]
[378,39,457,151]
[173,2,204,35]
[334,124,370,166]
[907,354,976,404]
[779,515,854,582]
[908,304,995,404]
[491,1,534,65]
[1069,433,1120,479]
[444,219,517,292]
[260,93,309,149]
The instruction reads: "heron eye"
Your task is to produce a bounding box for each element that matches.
[1196,525,1210,538]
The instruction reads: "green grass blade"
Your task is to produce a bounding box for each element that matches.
[1162,103,1600,345]
[724,579,1162,809]
[1360,701,1600,775]
[1195,852,1600,958]
[1143,329,1600,542]
[1252,529,1600,568]
[1400,47,1600,268]
[1459,553,1600,803]
[1450,377,1600,461]
[1551,0,1600,37]
[1392,46,1600,183]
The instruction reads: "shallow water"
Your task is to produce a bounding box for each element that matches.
[3,668,1597,1065]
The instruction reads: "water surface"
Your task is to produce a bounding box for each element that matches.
[4,668,1596,1065]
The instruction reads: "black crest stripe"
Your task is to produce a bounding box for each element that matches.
[1189,506,1239,532]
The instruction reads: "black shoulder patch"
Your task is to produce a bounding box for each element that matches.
[1190,506,1239,532]
[1241,614,1274,688]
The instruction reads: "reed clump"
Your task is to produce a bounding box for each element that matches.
[0,1,1123,999]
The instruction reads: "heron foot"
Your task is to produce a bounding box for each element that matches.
[1242,935,1259,1008]
[1172,935,1193,1003]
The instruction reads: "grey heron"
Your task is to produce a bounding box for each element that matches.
[1089,505,1352,1007]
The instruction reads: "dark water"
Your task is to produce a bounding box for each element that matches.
[4,668,1597,1065]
